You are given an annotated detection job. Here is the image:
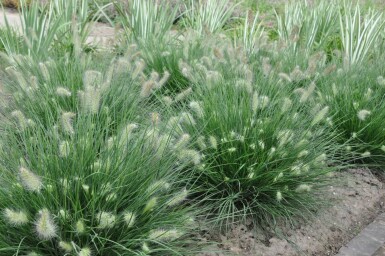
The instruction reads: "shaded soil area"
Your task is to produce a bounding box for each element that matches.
[199,169,385,256]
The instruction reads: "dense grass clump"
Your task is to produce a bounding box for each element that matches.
[316,60,385,165]
[0,54,202,255]
[159,46,341,228]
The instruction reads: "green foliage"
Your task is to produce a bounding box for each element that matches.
[115,0,178,42]
[317,60,385,165]
[0,52,202,255]
[275,0,339,55]
[182,0,240,35]
[160,45,341,228]
[339,3,385,67]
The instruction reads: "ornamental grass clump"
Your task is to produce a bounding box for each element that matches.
[170,47,340,228]
[0,53,201,255]
[316,60,385,165]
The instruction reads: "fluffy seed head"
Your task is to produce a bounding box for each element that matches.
[143,197,158,213]
[76,220,86,234]
[148,229,183,241]
[173,134,191,150]
[197,136,207,150]
[140,80,155,98]
[278,73,292,83]
[167,188,188,207]
[179,149,201,165]
[189,101,204,118]
[361,151,371,157]
[357,109,371,121]
[83,70,102,88]
[180,112,196,125]
[97,212,116,229]
[58,241,73,252]
[381,145,385,152]
[276,191,283,202]
[297,150,309,158]
[252,92,259,112]
[123,211,136,227]
[281,98,292,112]
[175,87,193,103]
[59,141,70,158]
[11,110,27,130]
[78,247,92,256]
[79,87,101,114]
[300,82,316,103]
[209,136,218,149]
[3,209,28,226]
[295,184,312,193]
[61,112,76,135]
[155,71,170,89]
[39,62,50,81]
[377,76,385,87]
[19,167,43,192]
[311,106,329,126]
[56,87,72,97]
[35,209,57,240]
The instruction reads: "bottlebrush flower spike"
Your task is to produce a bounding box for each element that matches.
[19,167,43,192]
[174,87,192,103]
[78,247,92,256]
[97,212,116,229]
[167,188,188,207]
[56,87,72,97]
[58,241,73,252]
[3,209,28,226]
[35,209,57,240]
[357,109,371,121]
[11,110,27,131]
[123,211,136,227]
[83,70,102,88]
[61,112,76,135]
[148,229,183,241]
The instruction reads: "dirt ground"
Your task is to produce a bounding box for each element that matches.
[198,169,385,256]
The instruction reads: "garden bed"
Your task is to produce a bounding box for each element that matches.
[0,0,384,255]
[199,169,385,255]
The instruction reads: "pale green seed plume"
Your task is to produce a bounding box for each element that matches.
[143,197,158,213]
[97,212,116,229]
[276,191,283,202]
[357,109,371,121]
[189,101,204,118]
[58,241,73,252]
[56,87,72,97]
[35,209,57,240]
[311,106,329,126]
[11,110,27,131]
[83,70,102,88]
[179,149,201,165]
[38,62,50,81]
[175,87,193,103]
[295,184,312,193]
[3,209,28,226]
[140,80,155,98]
[78,247,92,256]
[61,112,76,135]
[59,141,71,158]
[19,167,43,192]
[76,219,86,234]
[148,229,183,241]
[209,136,218,149]
[173,134,191,150]
[167,188,188,207]
[123,211,136,227]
